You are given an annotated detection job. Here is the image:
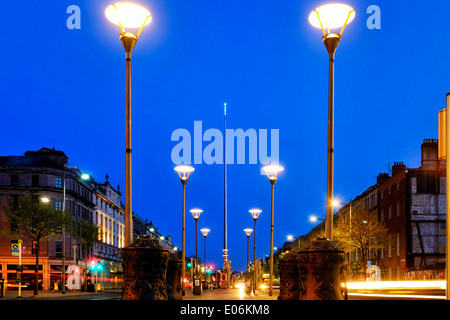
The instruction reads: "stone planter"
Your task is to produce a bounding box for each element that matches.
[121,235,170,300]
[298,237,345,300]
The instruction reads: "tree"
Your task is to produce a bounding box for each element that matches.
[71,219,99,291]
[333,209,389,279]
[4,196,71,295]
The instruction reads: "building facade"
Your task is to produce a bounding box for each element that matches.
[378,140,446,280]
[289,139,446,281]
[0,148,178,291]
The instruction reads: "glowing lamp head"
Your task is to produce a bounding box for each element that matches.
[309,3,355,32]
[310,216,318,222]
[175,165,195,181]
[81,173,90,180]
[244,228,253,237]
[41,197,50,203]
[263,165,284,182]
[200,228,210,237]
[249,209,262,221]
[105,3,152,30]
[332,200,340,207]
[190,208,203,220]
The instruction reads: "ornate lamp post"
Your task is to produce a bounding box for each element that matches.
[200,228,210,273]
[190,209,203,272]
[174,165,194,296]
[263,164,284,296]
[308,3,355,241]
[105,3,152,246]
[249,209,262,294]
[243,228,253,274]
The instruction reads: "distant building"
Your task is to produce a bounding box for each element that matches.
[0,148,96,291]
[378,139,446,280]
[289,139,446,281]
[0,148,178,291]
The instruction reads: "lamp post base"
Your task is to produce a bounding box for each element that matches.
[298,238,346,300]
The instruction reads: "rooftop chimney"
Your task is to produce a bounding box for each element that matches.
[377,173,390,185]
[392,162,406,177]
[421,139,438,170]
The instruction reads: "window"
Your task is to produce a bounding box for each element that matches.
[380,209,385,222]
[396,201,401,217]
[56,177,62,188]
[388,205,392,220]
[396,233,400,256]
[55,241,62,258]
[388,239,392,258]
[11,174,19,186]
[10,195,19,210]
[55,199,62,212]
[32,175,40,187]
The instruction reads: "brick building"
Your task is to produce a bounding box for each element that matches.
[289,139,446,281]
[378,140,446,280]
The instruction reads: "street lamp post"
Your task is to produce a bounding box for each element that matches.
[263,165,284,296]
[308,3,355,241]
[175,165,194,296]
[200,228,210,274]
[190,209,203,272]
[249,209,262,294]
[105,3,152,246]
[243,228,253,274]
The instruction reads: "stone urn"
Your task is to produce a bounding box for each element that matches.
[121,235,170,300]
[278,249,300,300]
[298,237,345,300]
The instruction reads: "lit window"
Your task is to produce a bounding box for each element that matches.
[56,177,62,188]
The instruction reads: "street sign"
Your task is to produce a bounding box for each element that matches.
[11,243,19,256]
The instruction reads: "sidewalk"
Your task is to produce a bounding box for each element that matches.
[183,288,279,300]
[0,289,120,300]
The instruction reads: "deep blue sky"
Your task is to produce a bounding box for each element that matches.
[2,0,450,272]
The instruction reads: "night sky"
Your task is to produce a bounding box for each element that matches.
[2,0,450,272]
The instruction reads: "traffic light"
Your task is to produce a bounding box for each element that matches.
[90,260,102,270]
[187,262,192,268]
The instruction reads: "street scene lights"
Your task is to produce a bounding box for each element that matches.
[262,164,283,296]
[309,3,355,241]
[105,2,152,247]
[249,208,262,293]
[174,165,194,296]
[309,215,326,223]
[243,228,253,273]
[190,208,203,272]
[200,228,210,273]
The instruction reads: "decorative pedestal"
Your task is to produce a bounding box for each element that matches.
[166,257,182,300]
[298,237,345,300]
[277,250,300,300]
[121,235,170,300]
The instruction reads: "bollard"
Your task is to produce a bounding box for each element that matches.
[277,250,300,300]
[166,256,182,300]
[0,278,4,298]
[121,235,170,300]
[298,237,345,300]
[193,272,202,295]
